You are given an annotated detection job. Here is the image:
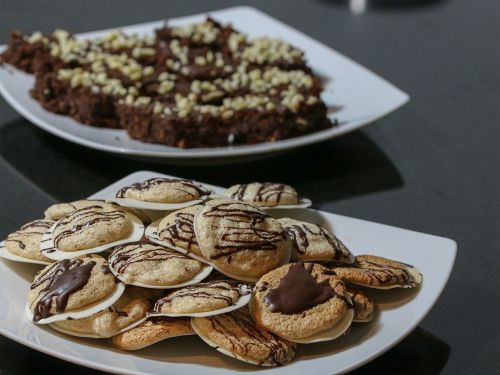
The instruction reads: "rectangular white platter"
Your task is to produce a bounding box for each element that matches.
[0,171,456,374]
[0,6,409,160]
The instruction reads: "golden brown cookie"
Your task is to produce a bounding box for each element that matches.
[224,182,298,207]
[194,199,289,281]
[27,254,122,323]
[112,317,194,350]
[347,288,375,322]
[108,241,205,287]
[331,255,422,289]
[157,205,202,256]
[151,280,251,316]
[251,262,352,341]
[191,308,296,366]
[278,217,354,263]
[44,200,110,220]
[116,178,211,203]
[5,219,54,261]
[50,286,151,338]
[51,205,132,252]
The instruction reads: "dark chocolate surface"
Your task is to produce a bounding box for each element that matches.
[0,0,498,374]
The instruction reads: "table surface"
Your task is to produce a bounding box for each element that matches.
[0,0,498,374]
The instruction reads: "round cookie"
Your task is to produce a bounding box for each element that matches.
[191,308,296,366]
[347,288,375,322]
[27,254,119,323]
[151,280,251,315]
[52,205,132,252]
[50,287,151,338]
[44,200,110,220]
[5,219,54,261]
[225,182,298,207]
[45,199,152,225]
[251,262,351,341]
[194,199,289,280]
[116,177,211,203]
[108,241,204,287]
[330,255,422,289]
[112,317,194,350]
[278,217,354,263]
[157,204,202,256]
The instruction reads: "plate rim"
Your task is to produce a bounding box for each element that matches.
[0,170,456,374]
[0,5,409,159]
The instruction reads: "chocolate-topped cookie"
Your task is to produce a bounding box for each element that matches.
[52,204,133,252]
[157,204,202,256]
[26,254,124,324]
[347,288,375,322]
[50,287,151,338]
[251,262,353,342]
[108,241,210,288]
[278,218,354,263]
[331,255,422,289]
[194,199,290,281]
[225,182,299,207]
[45,199,152,225]
[44,200,110,220]
[150,280,251,316]
[5,219,54,262]
[191,308,296,366]
[116,177,211,204]
[112,317,194,350]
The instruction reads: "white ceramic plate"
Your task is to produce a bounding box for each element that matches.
[0,6,409,161]
[0,171,456,374]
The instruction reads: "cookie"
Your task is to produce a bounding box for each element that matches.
[225,182,298,207]
[251,262,352,342]
[191,308,296,366]
[50,287,151,338]
[44,200,113,220]
[112,317,194,350]
[278,218,354,263]
[331,255,423,289]
[150,280,252,317]
[5,219,54,261]
[116,177,211,204]
[41,205,145,261]
[45,199,152,225]
[51,204,132,252]
[347,288,375,322]
[157,205,202,256]
[108,241,211,288]
[194,199,289,281]
[26,254,124,323]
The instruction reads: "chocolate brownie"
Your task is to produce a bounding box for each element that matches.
[1,18,334,148]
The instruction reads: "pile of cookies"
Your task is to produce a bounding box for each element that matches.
[0,177,422,367]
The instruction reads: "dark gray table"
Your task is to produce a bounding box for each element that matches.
[0,0,498,374]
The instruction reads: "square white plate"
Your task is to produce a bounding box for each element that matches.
[0,6,409,160]
[0,171,456,374]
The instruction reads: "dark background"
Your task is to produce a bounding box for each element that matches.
[0,0,498,374]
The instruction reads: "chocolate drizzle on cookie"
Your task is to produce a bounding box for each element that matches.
[109,241,190,274]
[152,280,249,313]
[201,202,286,259]
[5,219,54,250]
[30,258,96,322]
[283,221,350,259]
[203,309,295,366]
[334,256,418,287]
[116,178,210,199]
[53,206,127,248]
[158,210,198,250]
[263,262,349,314]
[230,183,294,205]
